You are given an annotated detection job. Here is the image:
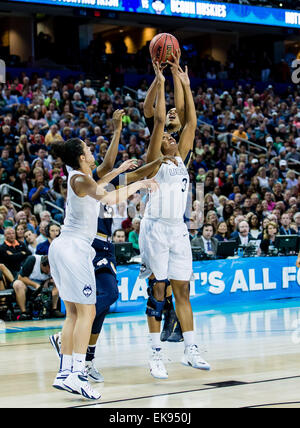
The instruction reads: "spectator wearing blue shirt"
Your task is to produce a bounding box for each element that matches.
[28,176,50,215]
[36,222,61,255]
[2,88,19,112]
[0,148,15,177]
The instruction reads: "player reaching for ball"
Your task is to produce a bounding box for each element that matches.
[143,46,193,343]
[139,61,210,379]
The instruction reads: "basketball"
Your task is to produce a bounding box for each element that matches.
[149,33,180,64]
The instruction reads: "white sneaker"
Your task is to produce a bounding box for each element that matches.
[49,332,61,358]
[182,344,211,370]
[86,360,104,383]
[52,370,79,394]
[148,347,168,379]
[63,371,101,400]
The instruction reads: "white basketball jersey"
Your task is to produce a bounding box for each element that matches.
[61,170,100,243]
[144,156,189,223]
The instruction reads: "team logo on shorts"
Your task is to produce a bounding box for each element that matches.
[83,284,93,298]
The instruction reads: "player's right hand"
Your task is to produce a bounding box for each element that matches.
[142,178,159,192]
[152,60,165,83]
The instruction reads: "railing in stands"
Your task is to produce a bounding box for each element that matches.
[0,184,24,205]
[43,200,64,226]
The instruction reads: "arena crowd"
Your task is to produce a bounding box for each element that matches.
[0,58,300,319]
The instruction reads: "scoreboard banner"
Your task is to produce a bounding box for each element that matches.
[8,0,300,28]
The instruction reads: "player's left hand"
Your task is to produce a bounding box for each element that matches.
[112,109,125,131]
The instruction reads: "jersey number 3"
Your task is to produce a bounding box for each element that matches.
[181,178,188,192]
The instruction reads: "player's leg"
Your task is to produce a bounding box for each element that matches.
[170,280,210,371]
[169,225,210,370]
[147,275,169,379]
[62,302,101,399]
[52,300,77,392]
[86,267,119,382]
[160,283,183,342]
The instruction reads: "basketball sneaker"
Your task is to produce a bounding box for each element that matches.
[167,319,184,342]
[63,371,101,400]
[182,344,210,370]
[49,332,61,358]
[52,370,78,394]
[148,347,168,379]
[86,359,104,383]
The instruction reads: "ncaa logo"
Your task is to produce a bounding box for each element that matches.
[83,284,93,298]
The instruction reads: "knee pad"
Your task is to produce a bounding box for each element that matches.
[146,278,169,321]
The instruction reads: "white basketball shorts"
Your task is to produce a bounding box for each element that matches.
[48,234,96,305]
[139,218,193,281]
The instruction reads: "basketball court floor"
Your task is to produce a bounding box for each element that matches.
[1,299,300,408]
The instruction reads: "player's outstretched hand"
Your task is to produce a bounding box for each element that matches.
[168,49,181,74]
[112,109,125,131]
[160,155,178,166]
[152,60,166,83]
[296,255,300,268]
[118,159,138,173]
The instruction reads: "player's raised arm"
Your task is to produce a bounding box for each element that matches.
[175,65,197,160]
[73,174,159,206]
[94,109,124,179]
[143,76,158,119]
[168,49,185,128]
[146,61,166,165]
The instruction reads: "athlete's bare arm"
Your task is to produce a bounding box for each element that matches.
[71,173,158,206]
[94,109,124,178]
[124,155,178,184]
[146,62,166,169]
[168,49,185,128]
[175,66,197,160]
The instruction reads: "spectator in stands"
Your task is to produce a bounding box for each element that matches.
[112,229,126,243]
[12,167,32,202]
[214,221,229,242]
[191,223,218,257]
[15,210,35,233]
[260,222,279,255]
[28,176,50,215]
[248,214,261,239]
[293,212,300,235]
[44,124,63,146]
[128,217,140,255]
[12,254,64,320]
[24,229,38,255]
[232,220,255,247]
[36,223,61,255]
[1,194,17,221]
[279,213,297,235]
[0,227,31,277]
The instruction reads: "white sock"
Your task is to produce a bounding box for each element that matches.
[183,331,195,348]
[72,353,86,373]
[59,354,72,372]
[149,333,161,349]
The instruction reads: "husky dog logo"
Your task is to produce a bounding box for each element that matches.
[83,284,93,298]
[152,0,165,14]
